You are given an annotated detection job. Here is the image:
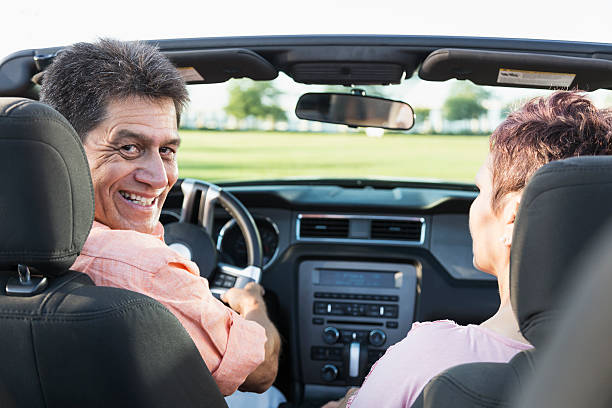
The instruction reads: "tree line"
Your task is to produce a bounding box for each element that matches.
[224,79,496,127]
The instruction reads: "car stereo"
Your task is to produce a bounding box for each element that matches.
[298,260,418,387]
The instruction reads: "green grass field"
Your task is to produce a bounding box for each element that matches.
[177,130,490,183]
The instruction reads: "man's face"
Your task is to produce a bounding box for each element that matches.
[83,96,179,234]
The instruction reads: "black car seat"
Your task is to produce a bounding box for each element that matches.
[412,155,612,408]
[0,98,227,408]
[515,220,612,408]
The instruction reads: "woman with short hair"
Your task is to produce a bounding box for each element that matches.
[324,90,612,408]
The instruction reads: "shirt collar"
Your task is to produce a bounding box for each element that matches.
[91,220,165,242]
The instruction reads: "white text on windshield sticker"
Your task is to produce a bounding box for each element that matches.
[178,67,204,82]
[497,69,575,88]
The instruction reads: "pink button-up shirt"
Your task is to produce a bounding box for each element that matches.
[71,221,266,396]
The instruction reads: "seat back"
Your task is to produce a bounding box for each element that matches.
[0,98,227,407]
[413,156,612,408]
[515,222,612,407]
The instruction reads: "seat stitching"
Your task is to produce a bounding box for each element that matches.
[0,300,174,321]
[29,320,49,408]
[2,99,31,114]
[38,272,88,313]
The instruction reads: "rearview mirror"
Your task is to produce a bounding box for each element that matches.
[295,92,414,130]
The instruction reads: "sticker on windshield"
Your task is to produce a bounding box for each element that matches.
[497,68,575,88]
[178,67,204,82]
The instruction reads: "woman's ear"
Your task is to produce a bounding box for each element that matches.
[501,193,522,247]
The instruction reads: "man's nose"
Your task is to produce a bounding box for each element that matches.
[135,152,168,189]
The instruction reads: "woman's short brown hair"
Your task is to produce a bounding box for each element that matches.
[489,91,612,211]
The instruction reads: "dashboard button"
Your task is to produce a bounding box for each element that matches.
[313,318,324,325]
[383,305,398,318]
[340,330,353,343]
[330,303,344,315]
[366,304,380,317]
[321,364,339,382]
[323,327,340,344]
[368,329,387,347]
[386,321,399,329]
[328,347,343,361]
[314,301,328,315]
[311,346,327,360]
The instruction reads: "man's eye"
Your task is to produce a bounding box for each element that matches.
[160,147,177,157]
[120,145,141,156]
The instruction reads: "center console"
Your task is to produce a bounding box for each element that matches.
[298,260,418,387]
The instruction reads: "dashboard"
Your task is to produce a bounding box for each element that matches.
[161,180,500,404]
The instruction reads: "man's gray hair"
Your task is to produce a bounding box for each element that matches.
[40,38,189,140]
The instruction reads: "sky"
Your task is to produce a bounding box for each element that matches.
[4,0,612,112]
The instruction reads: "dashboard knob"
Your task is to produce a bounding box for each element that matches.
[321,364,339,382]
[322,326,340,344]
[368,329,387,347]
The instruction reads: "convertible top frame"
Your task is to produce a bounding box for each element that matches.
[1,35,612,96]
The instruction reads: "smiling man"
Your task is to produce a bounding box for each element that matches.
[39,39,281,400]
[83,96,179,234]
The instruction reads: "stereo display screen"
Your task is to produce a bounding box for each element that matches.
[317,268,398,288]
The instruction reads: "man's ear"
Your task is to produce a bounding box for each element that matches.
[502,192,522,247]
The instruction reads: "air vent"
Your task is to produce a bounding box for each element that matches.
[370,219,422,241]
[299,217,349,238]
[290,63,404,85]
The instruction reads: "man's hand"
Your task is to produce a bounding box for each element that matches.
[321,387,359,408]
[221,282,281,393]
[221,281,266,316]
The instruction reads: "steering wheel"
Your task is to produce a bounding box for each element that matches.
[163,179,263,296]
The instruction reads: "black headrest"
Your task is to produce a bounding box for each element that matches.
[510,156,612,347]
[0,98,94,275]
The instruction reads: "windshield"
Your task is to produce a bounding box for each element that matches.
[178,75,612,183]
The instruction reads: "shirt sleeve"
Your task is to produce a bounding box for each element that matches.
[147,260,267,396]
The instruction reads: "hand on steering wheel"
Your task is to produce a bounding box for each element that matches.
[163,179,263,296]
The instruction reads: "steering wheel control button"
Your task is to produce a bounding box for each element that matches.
[368,329,387,347]
[320,364,339,382]
[322,327,340,344]
[211,272,237,288]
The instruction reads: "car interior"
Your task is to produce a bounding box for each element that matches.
[1,35,612,407]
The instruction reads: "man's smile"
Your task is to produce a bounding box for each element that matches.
[119,190,159,208]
